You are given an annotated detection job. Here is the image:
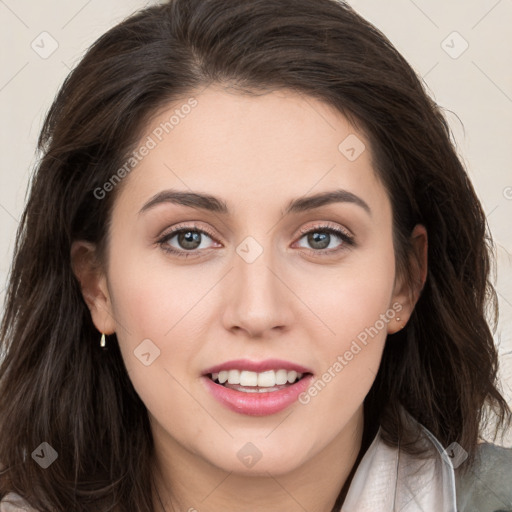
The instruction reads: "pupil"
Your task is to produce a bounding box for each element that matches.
[179,231,201,250]
[308,232,329,250]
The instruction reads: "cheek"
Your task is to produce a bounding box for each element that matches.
[105,241,227,421]
[297,281,393,438]
[295,238,396,405]
[106,252,208,435]
[301,240,396,349]
[107,235,208,338]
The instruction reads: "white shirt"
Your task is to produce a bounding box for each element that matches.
[340,421,457,511]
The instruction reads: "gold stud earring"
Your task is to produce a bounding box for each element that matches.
[100,333,106,348]
[396,317,406,331]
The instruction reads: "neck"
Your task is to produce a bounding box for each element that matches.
[151,406,366,512]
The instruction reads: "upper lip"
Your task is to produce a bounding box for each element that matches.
[202,358,313,375]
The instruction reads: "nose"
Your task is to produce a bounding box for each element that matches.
[221,242,294,339]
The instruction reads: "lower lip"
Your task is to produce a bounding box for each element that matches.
[202,374,314,416]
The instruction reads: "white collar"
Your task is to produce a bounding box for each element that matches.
[341,419,457,511]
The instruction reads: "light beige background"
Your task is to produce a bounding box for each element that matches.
[0,0,511,445]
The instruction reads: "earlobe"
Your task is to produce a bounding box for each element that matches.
[70,240,116,334]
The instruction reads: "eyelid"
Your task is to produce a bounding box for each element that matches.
[296,221,353,239]
[158,222,219,243]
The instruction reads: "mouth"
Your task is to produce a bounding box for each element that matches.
[201,360,314,416]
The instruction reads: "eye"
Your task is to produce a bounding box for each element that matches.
[157,222,355,259]
[294,223,355,255]
[157,223,221,258]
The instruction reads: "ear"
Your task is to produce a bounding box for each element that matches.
[387,224,428,334]
[70,240,116,335]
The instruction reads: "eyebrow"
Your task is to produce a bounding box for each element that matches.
[139,188,371,217]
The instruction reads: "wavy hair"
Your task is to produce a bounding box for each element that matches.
[1,0,510,510]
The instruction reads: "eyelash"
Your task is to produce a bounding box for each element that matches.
[157,222,355,259]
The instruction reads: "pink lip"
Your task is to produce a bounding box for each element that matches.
[202,358,312,375]
[202,374,314,416]
[201,359,314,416]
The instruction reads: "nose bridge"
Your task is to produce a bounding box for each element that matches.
[222,234,292,336]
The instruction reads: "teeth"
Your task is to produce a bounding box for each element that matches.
[211,369,305,387]
[257,370,276,387]
[240,370,258,386]
[275,369,288,385]
[228,369,240,384]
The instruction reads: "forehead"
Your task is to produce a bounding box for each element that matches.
[112,86,389,219]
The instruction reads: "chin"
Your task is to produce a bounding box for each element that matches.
[200,436,312,476]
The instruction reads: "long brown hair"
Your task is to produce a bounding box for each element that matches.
[1,0,510,510]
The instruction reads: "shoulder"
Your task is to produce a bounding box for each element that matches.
[455,442,512,512]
[0,493,39,512]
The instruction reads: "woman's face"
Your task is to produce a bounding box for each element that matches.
[77,86,423,477]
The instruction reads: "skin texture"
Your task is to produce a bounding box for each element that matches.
[72,86,427,512]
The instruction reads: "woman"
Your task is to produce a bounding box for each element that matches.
[0,0,511,510]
